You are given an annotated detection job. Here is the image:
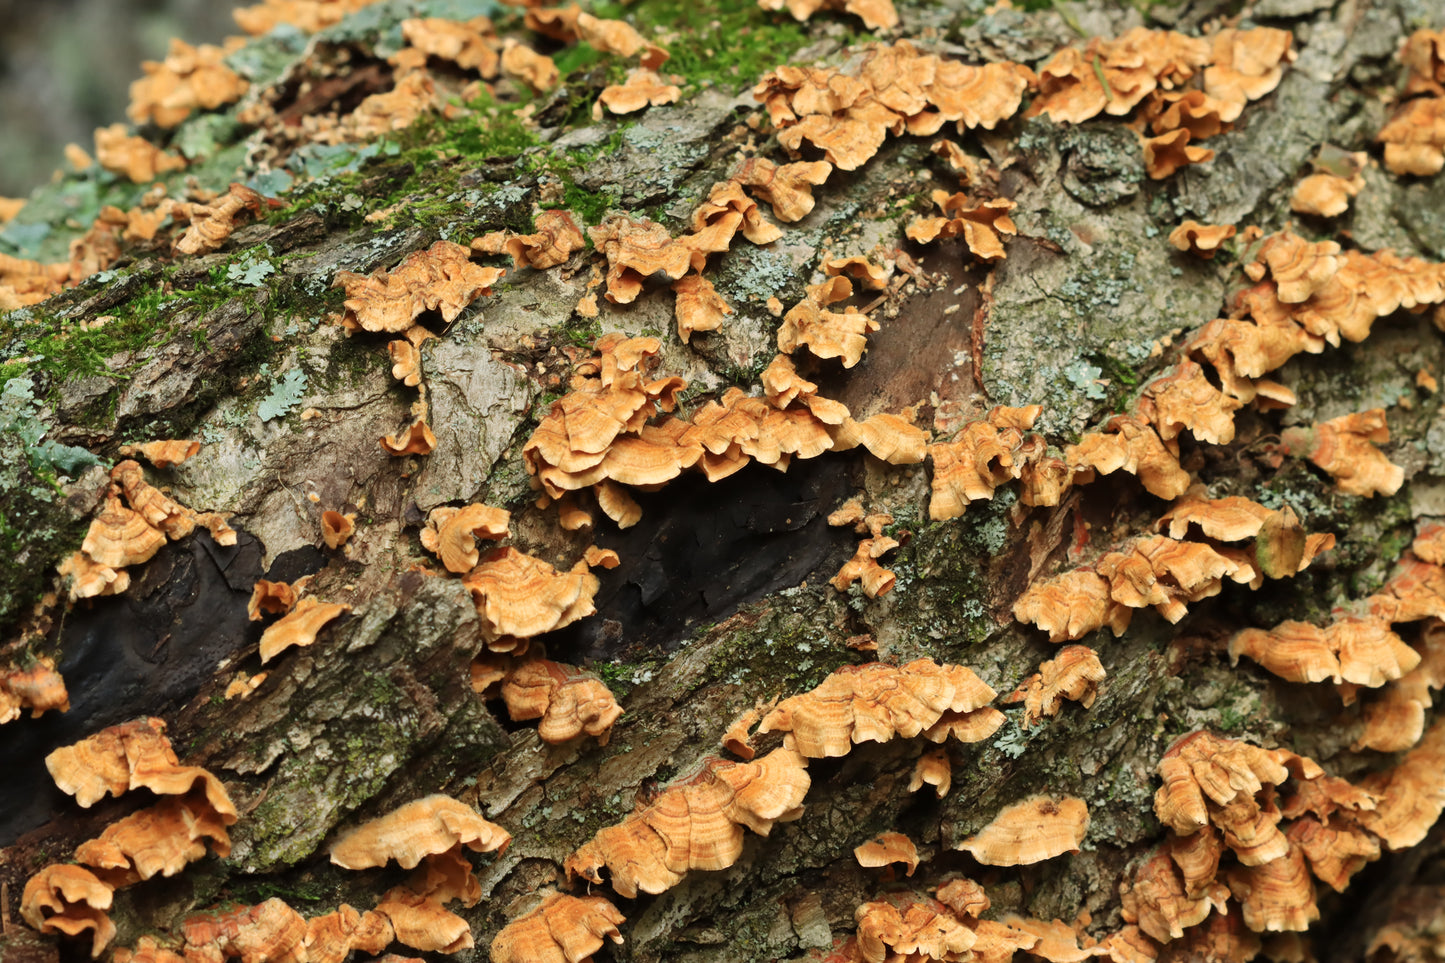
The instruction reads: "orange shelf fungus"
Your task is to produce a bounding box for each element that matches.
[330,795,511,871]
[854,900,976,963]
[471,210,584,271]
[321,510,357,550]
[736,157,832,223]
[1014,569,1130,644]
[777,277,880,368]
[174,183,268,256]
[496,655,624,745]
[1286,817,1380,892]
[1355,721,1445,850]
[1168,221,1237,258]
[419,503,510,574]
[20,864,116,958]
[93,123,186,183]
[490,892,626,963]
[461,546,599,644]
[1005,645,1106,728]
[247,579,297,620]
[588,215,693,304]
[118,440,200,469]
[565,748,809,898]
[957,794,1089,866]
[396,17,501,77]
[333,240,504,333]
[758,0,899,31]
[1066,414,1191,501]
[830,536,900,598]
[45,718,236,821]
[935,878,990,919]
[1291,170,1365,218]
[1153,732,1297,838]
[596,68,682,116]
[499,39,559,91]
[757,659,996,757]
[380,417,438,457]
[830,412,930,465]
[1137,360,1242,446]
[1,657,70,724]
[75,792,234,884]
[1230,615,1419,688]
[1203,27,1296,121]
[908,748,952,797]
[1122,849,1229,943]
[180,899,310,963]
[303,905,394,963]
[927,404,1045,521]
[258,597,350,663]
[906,193,1018,261]
[1225,843,1319,933]
[1281,408,1405,498]
[854,831,919,876]
[1028,29,1210,124]
[672,273,734,344]
[1142,129,1214,180]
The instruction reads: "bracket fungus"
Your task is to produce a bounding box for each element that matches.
[1,657,70,723]
[1280,408,1405,498]
[20,864,116,958]
[596,67,682,116]
[333,240,505,333]
[487,654,624,745]
[470,209,584,271]
[906,193,1018,261]
[1005,645,1106,728]
[257,596,351,663]
[1170,221,1237,258]
[321,510,357,550]
[419,503,510,574]
[908,748,952,798]
[776,277,881,368]
[490,892,626,963]
[173,183,268,256]
[460,546,599,645]
[957,795,1090,866]
[331,795,510,870]
[855,831,919,876]
[757,659,997,757]
[565,748,809,898]
[927,404,1047,520]
[588,215,693,304]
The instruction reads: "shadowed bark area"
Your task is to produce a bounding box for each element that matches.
[3,1,1445,962]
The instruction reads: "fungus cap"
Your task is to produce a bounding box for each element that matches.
[330,795,511,870]
[957,794,1090,865]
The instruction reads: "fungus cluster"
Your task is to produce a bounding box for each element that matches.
[852,888,1099,963]
[329,795,510,953]
[0,656,69,724]
[927,405,1066,521]
[1029,27,1293,178]
[470,650,623,745]
[58,459,235,602]
[1015,493,1333,643]
[565,747,810,897]
[958,795,1090,866]
[1004,645,1106,728]
[1115,725,1445,954]
[747,658,1002,758]
[906,194,1018,261]
[1377,29,1445,175]
[490,891,625,963]
[828,496,902,598]
[23,719,238,957]
[127,38,248,129]
[1229,526,1445,751]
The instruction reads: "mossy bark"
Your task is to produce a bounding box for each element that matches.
[3,1,1445,962]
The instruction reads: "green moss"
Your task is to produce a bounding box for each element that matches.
[588,0,838,95]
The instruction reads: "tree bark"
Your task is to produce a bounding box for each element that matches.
[3,1,1445,961]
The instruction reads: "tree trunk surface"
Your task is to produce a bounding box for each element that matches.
[3,1,1445,962]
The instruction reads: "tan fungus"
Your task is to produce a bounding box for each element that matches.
[908,748,952,797]
[854,831,919,876]
[334,239,504,333]
[20,864,115,958]
[499,655,624,745]
[1005,645,1106,728]
[597,68,682,116]
[118,440,200,469]
[489,891,626,963]
[419,503,510,574]
[93,124,185,183]
[247,579,296,620]
[257,596,350,663]
[331,794,510,871]
[1169,220,1237,258]
[321,510,357,550]
[957,794,1089,866]
[1281,408,1404,498]
[460,546,598,642]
